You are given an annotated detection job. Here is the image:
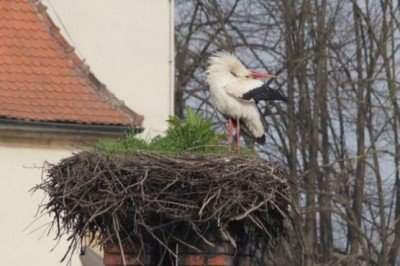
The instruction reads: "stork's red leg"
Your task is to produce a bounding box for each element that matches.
[236,117,240,150]
[228,118,234,148]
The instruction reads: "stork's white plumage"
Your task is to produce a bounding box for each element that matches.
[206,51,287,149]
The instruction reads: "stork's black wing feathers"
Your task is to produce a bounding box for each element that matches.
[242,84,288,103]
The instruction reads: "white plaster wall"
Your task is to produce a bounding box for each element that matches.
[44,0,174,138]
[0,146,81,265]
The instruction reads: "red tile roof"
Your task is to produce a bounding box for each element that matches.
[0,0,144,127]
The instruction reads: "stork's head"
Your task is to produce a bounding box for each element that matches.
[206,51,276,80]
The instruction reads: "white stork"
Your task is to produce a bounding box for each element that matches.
[206,51,288,149]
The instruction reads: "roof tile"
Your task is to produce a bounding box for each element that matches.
[0,0,143,126]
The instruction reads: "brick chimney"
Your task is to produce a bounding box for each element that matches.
[177,241,250,266]
[103,243,150,266]
[103,241,250,266]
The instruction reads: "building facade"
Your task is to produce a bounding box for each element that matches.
[0,0,173,265]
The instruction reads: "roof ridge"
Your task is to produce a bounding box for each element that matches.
[29,0,144,127]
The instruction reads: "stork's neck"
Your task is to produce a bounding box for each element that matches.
[207,69,236,90]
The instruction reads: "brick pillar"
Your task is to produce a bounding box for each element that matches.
[178,242,250,266]
[236,241,251,266]
[103,243,150,266]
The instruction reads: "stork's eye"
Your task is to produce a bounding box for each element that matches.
[245,75,251,78]
[230,71,238,77]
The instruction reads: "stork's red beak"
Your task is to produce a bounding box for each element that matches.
[250,71,276,79]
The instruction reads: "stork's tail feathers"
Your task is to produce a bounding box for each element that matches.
[255,135,266,145]
[229,117,266,145]
[242,84,288,103]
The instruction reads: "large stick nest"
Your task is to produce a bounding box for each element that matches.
[34,151,298,261]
